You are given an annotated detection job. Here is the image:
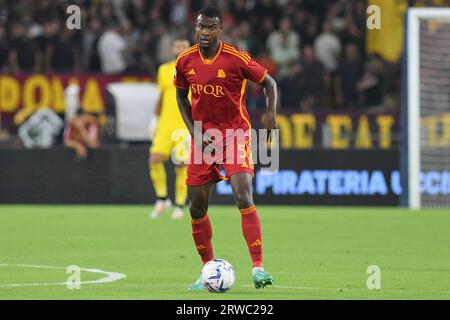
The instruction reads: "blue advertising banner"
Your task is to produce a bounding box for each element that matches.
[1,148,448,205]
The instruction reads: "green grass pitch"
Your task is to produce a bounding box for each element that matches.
[0,205,449,300]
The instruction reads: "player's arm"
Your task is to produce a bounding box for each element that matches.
[259,74,278,141]
[175,87,193,134]
[149,66,165,139]
[154,65,165,118]
[176,87,211,150]
[154,94,162,117]
[243,56,278,141]
[148,93,162,139]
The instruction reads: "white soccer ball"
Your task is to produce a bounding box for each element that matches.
[201,259,236,293]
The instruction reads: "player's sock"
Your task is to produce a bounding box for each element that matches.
[240,205,263,267]
[174,166,187,207]
[150,162,167,199]
[191,214,214,264]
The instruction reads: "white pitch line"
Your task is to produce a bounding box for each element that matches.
[0,263,126,287]
[240,284,450,295]
[240,284,321,290]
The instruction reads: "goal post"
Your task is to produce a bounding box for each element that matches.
[403,8,450,209]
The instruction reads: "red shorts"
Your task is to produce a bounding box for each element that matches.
[186,135,254,186]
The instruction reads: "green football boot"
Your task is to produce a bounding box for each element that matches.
[188,275,205,291]
[252,267,274,289]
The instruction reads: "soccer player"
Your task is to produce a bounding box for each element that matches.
[149,39,191,220]
[174,7,277,289]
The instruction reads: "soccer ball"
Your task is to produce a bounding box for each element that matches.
[201,259,236,293]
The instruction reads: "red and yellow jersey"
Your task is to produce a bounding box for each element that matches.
[173,41,267,133]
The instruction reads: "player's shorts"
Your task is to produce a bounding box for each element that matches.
[186,134,254,186]
[150,126,191,165]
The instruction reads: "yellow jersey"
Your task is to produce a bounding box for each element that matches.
[157,60,188,129]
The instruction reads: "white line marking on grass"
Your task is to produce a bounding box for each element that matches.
[240,284,321,290]
[240,284,450,295]
[0,263,126,287]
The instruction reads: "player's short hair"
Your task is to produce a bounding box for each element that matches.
[197,6,222,23]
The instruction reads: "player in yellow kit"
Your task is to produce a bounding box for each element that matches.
[149,39,191,220]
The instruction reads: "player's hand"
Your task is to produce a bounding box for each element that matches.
[262,111,277,143]
[193,130,213,151]
[201,132,213,151]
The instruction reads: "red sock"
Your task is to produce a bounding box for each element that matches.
[191,214,214,265]
[240,205,263,267]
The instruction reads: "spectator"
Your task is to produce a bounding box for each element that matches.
[8,22,39,73]
[227,24,248,52]
[326,1,347,34]
[0,0,407,112]
[0,0,7,25]
[335,43,362,110]
[37,19,57,73]
[82,17,103,72]
[238,21,259,55]
[125,0,148,31]
[99,1,117,24]
[120,19,141,72]
[254,0,281,25]
[44,21,81,73]
[252,16,275,55]
[314,21,342,73]
[98,23,127,74]
[298,46,326,112]
[0,25,8,72]
[300,15,319,49]
[266,16,300,79]
[32,0,60,25]
[357,55,384,110]
[170,0,190,27]
[229,0,251,24]
[279,60,302,110]
[156,23,174,65]
[343,0,366,58]
[291,7,309,38]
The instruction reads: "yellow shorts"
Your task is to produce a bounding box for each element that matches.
[150,126,191,165]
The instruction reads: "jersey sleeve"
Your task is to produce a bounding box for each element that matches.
[173,60,189,89]
[243,58,268,83]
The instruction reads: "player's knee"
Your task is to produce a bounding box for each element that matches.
[233,189,253,209]
[189,201,208,219]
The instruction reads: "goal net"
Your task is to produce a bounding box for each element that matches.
[404,8,450,208]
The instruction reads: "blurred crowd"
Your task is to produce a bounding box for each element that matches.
[0,0,448,113]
